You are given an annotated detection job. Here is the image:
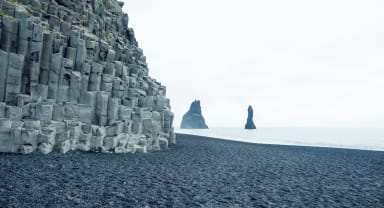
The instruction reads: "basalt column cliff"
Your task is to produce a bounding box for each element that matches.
[0,0,175,154]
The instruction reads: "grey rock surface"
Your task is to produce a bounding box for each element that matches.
[180,100,208,129]
[0,0,175,154]
[245,105,256,129]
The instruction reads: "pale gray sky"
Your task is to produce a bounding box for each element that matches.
[122,0,384,128]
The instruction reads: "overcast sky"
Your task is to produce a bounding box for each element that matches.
[122,0,384,128]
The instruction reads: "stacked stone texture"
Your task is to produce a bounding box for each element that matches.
[0,0,175,154]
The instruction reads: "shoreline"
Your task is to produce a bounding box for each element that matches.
[176,127,384,152]
[176,132,384,152]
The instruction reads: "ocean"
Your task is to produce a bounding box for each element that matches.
[175,127,384,151]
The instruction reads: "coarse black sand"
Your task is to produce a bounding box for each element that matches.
[1,133,384,208]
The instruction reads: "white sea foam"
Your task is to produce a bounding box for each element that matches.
[175,127,384,151]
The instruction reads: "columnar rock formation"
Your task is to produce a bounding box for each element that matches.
[0,0,175,154]
[180,100,208,129]
[245,105,256,130]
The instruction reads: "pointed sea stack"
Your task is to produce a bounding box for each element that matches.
[245,105,256,129]
[180,100,208,129]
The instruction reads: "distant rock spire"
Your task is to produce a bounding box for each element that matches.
[245,105,256,130]
[180,100,208,129]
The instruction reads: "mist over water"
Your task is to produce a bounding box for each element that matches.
[176,127,384,151]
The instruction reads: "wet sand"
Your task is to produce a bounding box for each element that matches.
[1,133,383,207]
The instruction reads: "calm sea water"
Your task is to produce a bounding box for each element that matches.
[175,127,384,151]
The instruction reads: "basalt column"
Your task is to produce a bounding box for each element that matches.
[0,0,175,154]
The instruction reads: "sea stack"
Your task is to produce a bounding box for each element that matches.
[245,105,256,129]
[180,100,208,129]
[0,0,175,154]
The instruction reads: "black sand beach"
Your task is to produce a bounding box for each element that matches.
[1,133,383,208]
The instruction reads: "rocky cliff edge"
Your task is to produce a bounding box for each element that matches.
[0,0,175,154]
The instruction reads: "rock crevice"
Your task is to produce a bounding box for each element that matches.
[0,0,175,154]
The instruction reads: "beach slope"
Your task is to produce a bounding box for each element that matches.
[0,133,383,207]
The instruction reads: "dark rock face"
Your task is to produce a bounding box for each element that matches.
[180,100,208,129]
[245,105,256,129]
